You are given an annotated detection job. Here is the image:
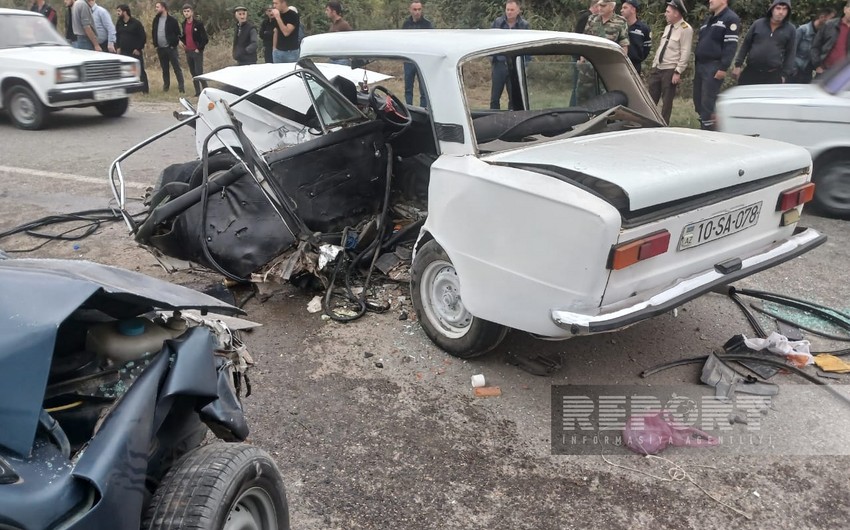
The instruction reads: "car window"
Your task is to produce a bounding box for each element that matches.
[463,51,654,151]
[524,55,608,109]
[461,54,608,112]
[304,72,364,128]
[0,14,67,49]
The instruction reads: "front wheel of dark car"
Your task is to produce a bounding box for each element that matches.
[95,97,129,118]
[144,443,290,530]
[4,84,47,130]
[411,239,508,359]
[812,160,850,218]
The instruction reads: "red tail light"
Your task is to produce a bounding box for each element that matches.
[608,230,671,270]
[777,183,815,211]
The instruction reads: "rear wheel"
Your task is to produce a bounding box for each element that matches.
[411,240,508,358]
[812,159,850,218]
[4,84,47,130]
[144,443,289,530]
[95,97,129,118]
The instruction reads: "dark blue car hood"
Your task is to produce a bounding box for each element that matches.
[0,259,242,457]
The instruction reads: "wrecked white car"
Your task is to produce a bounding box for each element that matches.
[111,30,825,359]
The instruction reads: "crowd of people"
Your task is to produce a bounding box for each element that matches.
[515,0,844,129]
[26,0,850,127]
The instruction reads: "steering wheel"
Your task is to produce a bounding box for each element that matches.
[368,85,412,136]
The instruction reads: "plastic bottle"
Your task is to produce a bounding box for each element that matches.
[86,317,179,364]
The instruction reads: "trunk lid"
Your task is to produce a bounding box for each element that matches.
[483,127,811,211]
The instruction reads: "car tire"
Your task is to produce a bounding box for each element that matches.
[411,239,508,358]
[144,443,290,530]
[812,159,850,218]
[95,97,129,118]
[4,84,47,130]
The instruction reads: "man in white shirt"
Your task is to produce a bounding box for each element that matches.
[91,1,116,52]
[647,0,693,124]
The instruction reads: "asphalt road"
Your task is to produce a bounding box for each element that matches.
[2,103,850,529]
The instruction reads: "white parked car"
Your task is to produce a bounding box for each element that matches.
[717,59,850,217]
[0,8,143,130]
[112,30,825,358]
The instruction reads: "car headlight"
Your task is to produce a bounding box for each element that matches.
[55,67,80,84]
[120,63,138,78]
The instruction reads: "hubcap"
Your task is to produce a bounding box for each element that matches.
[223,486,278,530]
[10,93,36,125]
[420,260,472,338]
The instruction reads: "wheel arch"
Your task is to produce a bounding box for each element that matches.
[1,76,45,107]
[813,146,850,171]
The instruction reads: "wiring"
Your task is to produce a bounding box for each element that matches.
[0,208,145,253]
[323,144,395,322]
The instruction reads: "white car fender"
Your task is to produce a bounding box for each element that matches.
[422,154,622,337]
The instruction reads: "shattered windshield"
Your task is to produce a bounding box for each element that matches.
[0,14,67,49]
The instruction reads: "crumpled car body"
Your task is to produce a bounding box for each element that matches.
[111,30,825,358]
[0,259,285,529]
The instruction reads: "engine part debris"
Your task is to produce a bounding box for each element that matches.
[700,353,779,400]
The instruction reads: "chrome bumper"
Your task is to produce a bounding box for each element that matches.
[551,227,825,335]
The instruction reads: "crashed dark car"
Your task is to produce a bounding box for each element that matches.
[0,258,289,530]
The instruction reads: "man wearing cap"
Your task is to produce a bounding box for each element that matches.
[152,1,185,93]
[621,0,651,73]
[180,4,208,96]
[271,0,300,63]
[490,0,530,110]
[648,0,692,124]
[584,0,629,53]
[232,6,258,65]
[732,0,796,85]
[810,1,850,78]
[693,0,740,129]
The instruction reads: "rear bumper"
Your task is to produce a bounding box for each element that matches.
[551,227,825,334]
[47,81,143,104]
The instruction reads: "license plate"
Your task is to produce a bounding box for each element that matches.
[678,202,762,250]
[93,88,126,101]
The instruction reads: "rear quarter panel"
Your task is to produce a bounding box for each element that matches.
[424,155,621,336]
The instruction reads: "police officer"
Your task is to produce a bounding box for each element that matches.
[648,0,693,124]
[693,0,740,130]
[621,0,652,73]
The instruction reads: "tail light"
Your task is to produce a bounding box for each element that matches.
[777,183,815,211]
[608,230,671,270]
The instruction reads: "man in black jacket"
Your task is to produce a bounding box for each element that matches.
[180,4,208,96]
[732,0,796,84]
[116,4,148,93]
[401,1,433,106]
[233,6,258,65]
[621,0,652,73]
[260,6,275,63]
[811,2,850,77]
[693,0,740,129]
[152,1,184,93]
